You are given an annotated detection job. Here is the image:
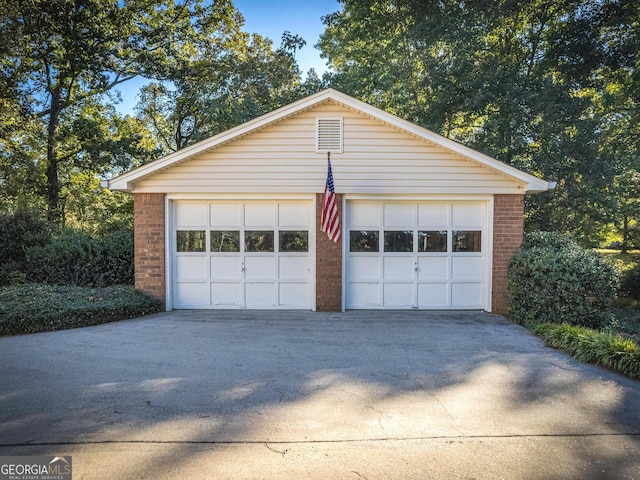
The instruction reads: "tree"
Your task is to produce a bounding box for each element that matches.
[136,31,315,152]
[0,0,239,223]
[318,0,639,246]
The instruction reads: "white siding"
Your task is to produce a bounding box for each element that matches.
[133,102,526,194]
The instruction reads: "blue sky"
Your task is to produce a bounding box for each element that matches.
[115,0,340,115]
[234,0,339,74]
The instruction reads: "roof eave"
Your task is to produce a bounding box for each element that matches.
[104,88,556,194]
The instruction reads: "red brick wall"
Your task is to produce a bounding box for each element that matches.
[492,194,524,315]
[316,193,343,311]
[134,193,166,305]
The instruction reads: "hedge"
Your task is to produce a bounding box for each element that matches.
[0,284,161,336]
[27,229,134,287]
[508,232,619,329]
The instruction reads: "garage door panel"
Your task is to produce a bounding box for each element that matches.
[383,256,414,280]
[452,203,484,228]
[175,256,208,280]
[349,283,380,307]
[417,256,449,280]
[245,257,276,281]
[245,203,275,227]
[418,203,448,227]
[383,283,413,307]
[347,200,488,310]
[383,203,413,227]
[210,203,241,227]
[175,283,209,307]
[175,203,208,227]
[211,257,242,281]
[279,203,310,227]
[279,257,310,280]
[350,202,380,227]
[211,282,242,307]
[279,283,311,307]
[349,256,380,280]
[173,200,312,309]
[417,283,449,307]
[452,283,482,307]
[245,283,276,307]
[451,257,483,281]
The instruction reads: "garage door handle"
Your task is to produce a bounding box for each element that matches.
[241,263,245,272]
[414,262,418,271]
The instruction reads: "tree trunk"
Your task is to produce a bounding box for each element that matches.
[46,87,62,224]
[622,214,629,253]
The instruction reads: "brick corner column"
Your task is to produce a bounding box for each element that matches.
[134,193,166,307]
[316,193,343,312]
[492,194,525,315]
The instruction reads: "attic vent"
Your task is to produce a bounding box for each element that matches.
[316,118,343,153]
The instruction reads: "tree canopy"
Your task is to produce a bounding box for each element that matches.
[318,0,639,246]
[1,0,637,247]
[0,0,318,227]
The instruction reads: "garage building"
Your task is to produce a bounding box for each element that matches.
[105,89,553,313]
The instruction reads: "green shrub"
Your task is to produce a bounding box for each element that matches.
[0,209,134,288]
[27,228,134,287]
[0,209,50,285]
[620,263,640,300]
[0,284,161,335]
[530,322,640,379]
[508,231,619,329]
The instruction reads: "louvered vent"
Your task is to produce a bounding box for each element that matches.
[316,118,343,153]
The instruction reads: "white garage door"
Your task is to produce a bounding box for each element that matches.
[172,200,313,309]
[346,201,488,309]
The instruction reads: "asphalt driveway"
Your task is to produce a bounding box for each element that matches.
[1,310,639,479]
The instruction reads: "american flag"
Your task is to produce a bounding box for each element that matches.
[321,156,341,243]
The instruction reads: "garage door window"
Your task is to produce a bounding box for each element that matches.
[350,230,379,252]
[245,231,275,252]
[280,231,308,252]
[210,230,240,252]
[452,231,482,252]
[384,231,413,252]
[418,231,447,252]
[176,230,206,252]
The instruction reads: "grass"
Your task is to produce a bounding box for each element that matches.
[0,284,162,336]
[597,248,640,263]
[613,298,640,344]
[529,321,640,379]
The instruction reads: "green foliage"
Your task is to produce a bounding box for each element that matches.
[319,0,640,247]
[530,322,640,379]
[0,209,133,287]
[0,208,50,285]
[136,31,318,153]
[64,177,134,233]
[27,229,134,287]
[620,263,640,300]
[508,232,619,328]
[0,284,161,336]
[0,0,247,223]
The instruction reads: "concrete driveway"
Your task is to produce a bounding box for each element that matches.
[1,310,639,479]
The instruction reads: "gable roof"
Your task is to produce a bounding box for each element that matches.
[105,88,554,193]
